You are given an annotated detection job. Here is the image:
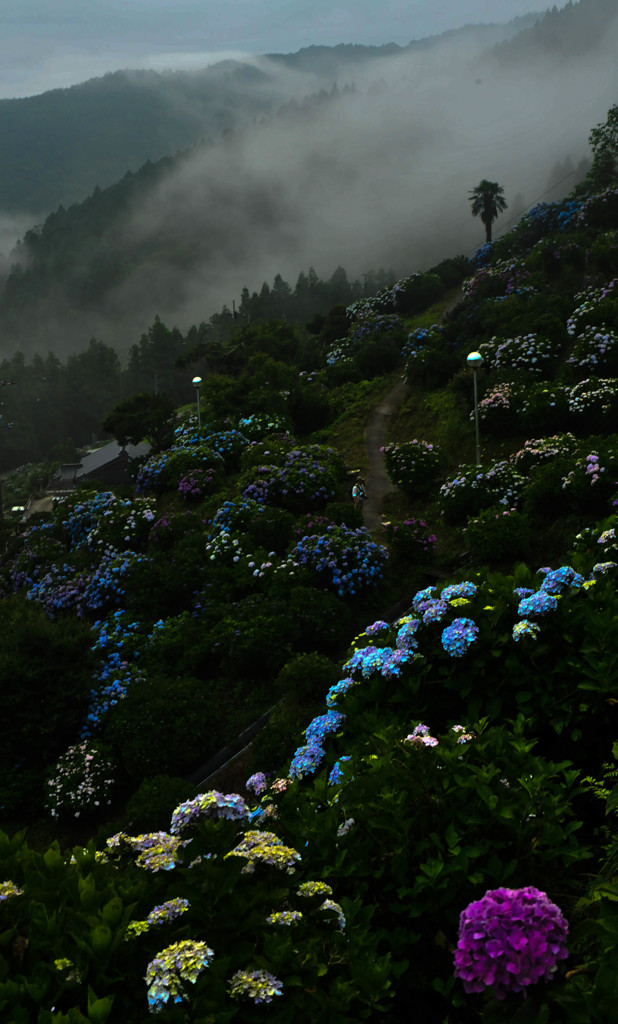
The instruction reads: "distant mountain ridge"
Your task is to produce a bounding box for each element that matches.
[0,16,537,216]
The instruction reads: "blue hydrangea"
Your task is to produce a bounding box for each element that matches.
[441,618,480,658]
[539,566,584,595]
[289,743,326,780]
[328,756,352,786]
[305,712,346,745]
[441,582,478,601]
[517,591,558,618]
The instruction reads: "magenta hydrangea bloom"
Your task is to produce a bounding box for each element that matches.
[454,886,568,999]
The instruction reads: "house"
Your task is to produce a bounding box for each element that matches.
[48,441,150,493]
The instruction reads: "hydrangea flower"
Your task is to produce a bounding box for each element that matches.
[225,831,301,874]
[228,968,283,1004]
[297,881,333,897]
[328,756,352,786]
[106,831,188,872]
[326,677,357,707]
[512,620,541,642]
[245,772,268,796]
[305,711,346,745]
[289,742,326,780]
[517,591,558,618]
[441,618,479,658]
[170,791,248,834]
[539,566,584,595]
[441,582,478,601]
[125,898,190,940]
[404,723,439,747]
[146,939,214,1011]
[318,898,346,930]
[265,910,303,926]
[0,881,23,901]
[454,886,569,999]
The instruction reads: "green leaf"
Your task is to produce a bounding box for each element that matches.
[87,987,114,1024]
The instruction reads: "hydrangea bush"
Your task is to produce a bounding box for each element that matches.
[381,439,444,494]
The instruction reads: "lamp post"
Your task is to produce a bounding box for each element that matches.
[192,376,202,430]
[466,351,482,467]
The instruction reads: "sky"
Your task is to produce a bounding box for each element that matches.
[0,0,571,100]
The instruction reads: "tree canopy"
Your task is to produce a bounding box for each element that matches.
[468,179,508,244]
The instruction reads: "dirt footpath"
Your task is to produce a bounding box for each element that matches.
[361,377,409,533]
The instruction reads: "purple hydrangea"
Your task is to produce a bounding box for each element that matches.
[246,772,268,796]
[454,886,569,999]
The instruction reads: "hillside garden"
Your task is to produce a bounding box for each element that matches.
[2,137,618,1020]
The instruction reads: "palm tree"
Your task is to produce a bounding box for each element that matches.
[468,180,508,244]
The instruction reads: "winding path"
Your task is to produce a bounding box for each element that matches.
[361,377,409,533]
[360,288,463,533]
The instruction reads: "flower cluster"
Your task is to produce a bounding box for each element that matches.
[177,467,217,499]
[438,462,526,522]
[477,381,517,427]
[454,886,569,999]
[246,772,268,796]
[566,277,618,336]
[401,324,444,362]
[517,591,558,618]
[348,313,402,345]
[228,968,283,1004]
[241,445,343,511]
[224,831,301,874]
[326,676,358,708]
[297,881,334,897]
[106,831,189,872]
[404,723,439,747]
[568,325,618,375]
[289,742,327,780]
[328,756,352,785]
[441,617,480,658]
[237,412,289,440]
[510,434,578,474]
[318,898,346,930]
[0,881,23,901]
[381,439,443,492]
[44,741,115,818]
[59,491,156,552]
[480,333,558,376]
[512,619,541,641]
[293,523,388,596]
[265,910,303,926]
[170,791,248,833]
[146,939,214,1012]
[125,898,190,940]
[568,377,618,418]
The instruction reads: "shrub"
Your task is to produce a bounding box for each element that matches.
[44,740,116,821]
[381,439,444,494]
[123,775,193,833]
[381,518,438,562]
[464,506,531,565]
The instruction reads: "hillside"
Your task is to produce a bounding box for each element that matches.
[1,112,618,1019]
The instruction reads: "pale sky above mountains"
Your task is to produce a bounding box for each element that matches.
[0,0,569,99]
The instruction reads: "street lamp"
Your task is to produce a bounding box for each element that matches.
[192,376,202,430]
[466,351,483,467]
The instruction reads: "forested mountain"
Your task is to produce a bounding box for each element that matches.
[0,20,535,217]
[0,0,615,364]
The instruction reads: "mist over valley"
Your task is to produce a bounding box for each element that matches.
[0,0,616,361]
